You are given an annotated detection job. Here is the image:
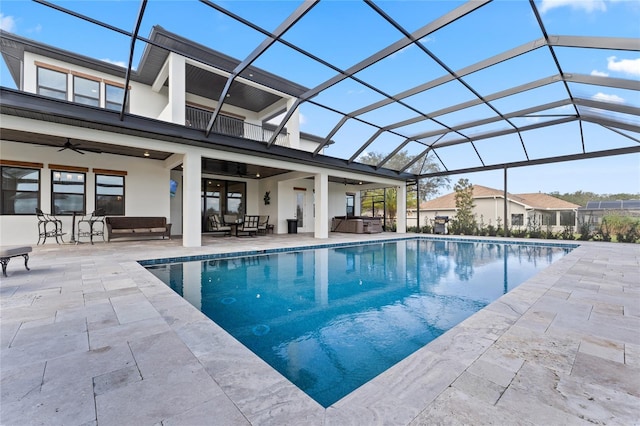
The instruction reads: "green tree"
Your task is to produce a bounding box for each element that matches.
[449,178,477,235]
[548,190,640,206]
[358,150,450,213]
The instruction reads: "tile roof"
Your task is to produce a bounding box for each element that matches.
[419,185,580,210]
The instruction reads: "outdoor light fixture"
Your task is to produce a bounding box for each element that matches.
[256,173,261,178]
[143,151,150,157]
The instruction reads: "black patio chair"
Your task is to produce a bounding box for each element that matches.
[35,208,65,244]
[237,215,259,237]
[208,214,232,237]
[77,208,106,244]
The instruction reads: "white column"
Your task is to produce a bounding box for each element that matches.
[396,184,407,233]
[314,172,329,239]
[182,151,201,247]
[168,52,186,125]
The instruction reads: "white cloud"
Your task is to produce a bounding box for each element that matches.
[0,14,16,32]
[592,92,625,103]
[100,58,127,68]
[590,69,609,77]
[607,56,640,77]
[27,24,42,34]
[539,0,607,14]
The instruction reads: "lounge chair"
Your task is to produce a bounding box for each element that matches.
[257,215,270,235]
[237,215,259,237]
[209,214,232,237]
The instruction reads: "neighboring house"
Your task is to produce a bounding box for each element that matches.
[0,27,410,246]
[577,200,640,231]
[408,185,580,232]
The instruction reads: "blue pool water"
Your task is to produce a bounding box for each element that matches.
[144,238,572,407]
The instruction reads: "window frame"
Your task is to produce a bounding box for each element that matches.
[105,82,128,112]
[541,211,557,226]
[511,213,524,226]
[560,211,576,227]
[51,169,87,216]
[37,66,67,101]
[95,172,125,216]
[73,74,100,107]
[1,164,41,215]
[346,193,355,217]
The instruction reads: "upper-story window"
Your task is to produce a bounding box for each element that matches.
[37,67,67,100]
[1,165,40,215]
[73,75,100,107]
[105,83,126,111]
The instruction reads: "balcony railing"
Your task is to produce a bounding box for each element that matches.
[186,106,289,147]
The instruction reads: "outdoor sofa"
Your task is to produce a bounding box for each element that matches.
[105,216,172,241]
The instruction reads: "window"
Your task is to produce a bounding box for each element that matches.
[511,213,524,226]
[560,211,576,226]
[202,179,222,231]
[1,166,40,214]
[200,179,245,231]
[106,83,127,111]
[227,182,246,216]
[96,174,124,215]
[346,193,355,217]
[37,67,67,100]
[52,170,86,215]
[73,75,100,107]
[541,212,557,226]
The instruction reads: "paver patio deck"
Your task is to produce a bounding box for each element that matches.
[1,233,638,425]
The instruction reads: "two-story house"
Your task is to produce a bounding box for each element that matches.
[0,26,411,246]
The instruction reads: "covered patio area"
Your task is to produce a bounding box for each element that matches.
[1,234,638,425]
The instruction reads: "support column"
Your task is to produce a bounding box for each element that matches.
[182,151,201,247]
[314,172,329,239]
[504,166,509,236]
[168,53,186,125]
[396,184,407,233]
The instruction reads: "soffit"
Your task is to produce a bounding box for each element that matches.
[0,88,407,184]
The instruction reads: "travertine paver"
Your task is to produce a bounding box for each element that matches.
[0,235,638,425]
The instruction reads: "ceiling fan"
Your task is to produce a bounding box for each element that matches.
[58,138,101,154]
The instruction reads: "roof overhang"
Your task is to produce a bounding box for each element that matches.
[0,88,412,183]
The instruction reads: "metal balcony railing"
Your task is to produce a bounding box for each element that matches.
[186,106,289,147]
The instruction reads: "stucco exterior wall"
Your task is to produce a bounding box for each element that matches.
[0,140,170,246]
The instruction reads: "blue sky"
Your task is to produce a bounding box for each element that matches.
[1,0,638,196]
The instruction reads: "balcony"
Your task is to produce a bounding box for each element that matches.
[186,106,289,147]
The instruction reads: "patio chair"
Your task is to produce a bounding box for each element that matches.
[209,214,232,237]
[35,208,65,244]
[237,215,259,237]
[223,214,239,225]
[257,215,270,235]
[77,208,106,244]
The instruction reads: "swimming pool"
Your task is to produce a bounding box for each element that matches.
[144,238,573,407]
